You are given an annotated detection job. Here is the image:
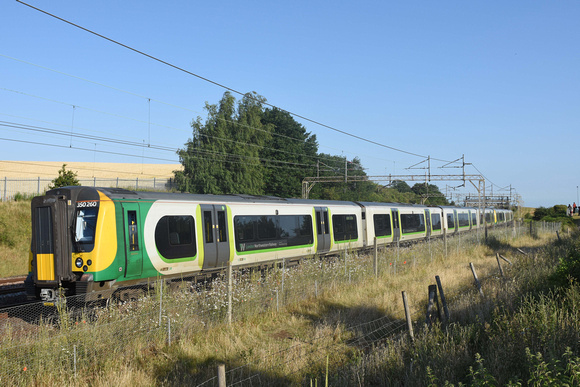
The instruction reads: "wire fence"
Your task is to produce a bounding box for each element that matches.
[0,177,177,201]
[0,222,558,385]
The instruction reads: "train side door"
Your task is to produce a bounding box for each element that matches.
[453,209,458,232]
[201,204,230,269]
[122,203,143,277]
[424,209,431,238]
[315,207,330,254]
[391,209,400,242]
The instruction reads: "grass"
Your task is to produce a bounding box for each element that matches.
[1,224,575,386]
[0,200,31,277]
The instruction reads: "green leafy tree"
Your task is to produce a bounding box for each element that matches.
[533,207,550,220]
[391,180,413,193]
[260,108,318,198]
[175,92,271,194]
[553,205,567,217]
[309,155,378,201]
[411,183,449,205]
[49,164,80,189]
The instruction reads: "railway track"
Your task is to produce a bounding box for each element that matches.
[0,275,26,294]
[0,275,29,308]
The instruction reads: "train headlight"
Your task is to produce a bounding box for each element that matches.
[75,258,83,268]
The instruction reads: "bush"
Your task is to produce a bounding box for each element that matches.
[553,205,567,217]
[49,164,80,189]
[553,235,580,285]
[13,192,35,202]
[533,207,550,220]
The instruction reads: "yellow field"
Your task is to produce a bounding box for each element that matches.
[0,160,182,179]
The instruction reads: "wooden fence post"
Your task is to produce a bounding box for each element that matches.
[435,275,450,322]
[227,261,232,325]
[499,254,513,265]
[469,262,484,297]
[444,228,448,258]
[495,253,504,277]
[374,236,378,278]
[402,291,414,342]
[425,285,439,326]
[218,364,226,387]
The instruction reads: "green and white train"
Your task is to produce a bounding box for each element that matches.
[26,186,512,302]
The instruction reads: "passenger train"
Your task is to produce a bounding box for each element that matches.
[26,186,513,302]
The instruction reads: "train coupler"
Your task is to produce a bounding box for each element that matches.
[40,288,57,302]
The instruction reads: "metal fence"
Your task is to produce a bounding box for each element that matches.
[0,224,557,385]
[1,177,177,201]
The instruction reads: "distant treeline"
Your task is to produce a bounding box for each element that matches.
[174,91,449,205]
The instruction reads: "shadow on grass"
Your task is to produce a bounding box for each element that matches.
[292,300,408,351]
[153,351,297,386]
[157,303,408,386]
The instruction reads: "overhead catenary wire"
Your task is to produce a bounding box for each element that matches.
[16,0,453,164]
[0,55,364,162]
[1,118,455,178]
[0,136,314,174]
[1,118,465,182]
[0,120,321,169]
[1,53,403,167]
[12,2,512,193]
[1,85,380,174]
[0,160,171,178]
[471,164,502,191]
[0,87,358,168]
[0,120,328,174]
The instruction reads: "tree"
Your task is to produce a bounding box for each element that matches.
[411,183,449,205]
[309,155,379,201]
[49,164,80,189]
[391,180,413,193]
[533,207,549,220]
[260,108,318,198]
[175,92,271,194]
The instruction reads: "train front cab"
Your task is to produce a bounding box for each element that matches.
[28,186,118,302]
[29,191,74,301]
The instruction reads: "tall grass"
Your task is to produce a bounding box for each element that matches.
[0,225,574,386]
[0,200,31,276]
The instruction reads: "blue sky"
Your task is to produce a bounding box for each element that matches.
[1,1,579,207]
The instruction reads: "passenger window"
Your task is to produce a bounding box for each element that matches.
[373,214,392,237]
[332,214,358,241]
[316,212,322,235]
[431,214,442,230]
[217,211,227,242]
[154,215,196,259]
[128,210,139,251]
[447,214,455,228]
[257,216,277,240]
[204,211,213,243]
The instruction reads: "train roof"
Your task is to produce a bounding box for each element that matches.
[45,186,514,212]
[48,186,361,207]
[356,201,428,208]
